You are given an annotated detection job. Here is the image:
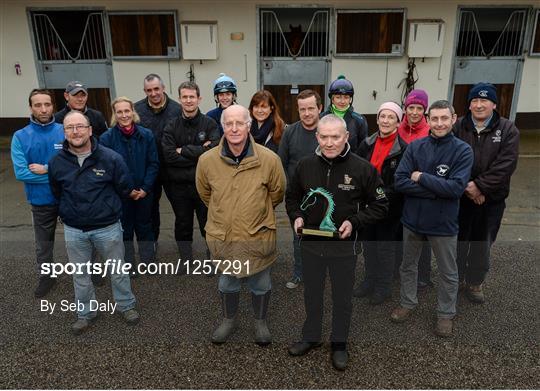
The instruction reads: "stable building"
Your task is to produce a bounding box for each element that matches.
[1,0,539,131]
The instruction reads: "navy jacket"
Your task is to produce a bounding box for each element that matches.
[206,106,224,136]
[99,125,159,194]
[394,132,473,236]
[48,138,133,231]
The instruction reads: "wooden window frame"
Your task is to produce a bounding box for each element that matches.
[530,9,540,57]
[107,10,179,60]
[334,9,406,58]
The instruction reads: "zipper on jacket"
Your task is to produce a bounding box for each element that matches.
[326,164,332,188]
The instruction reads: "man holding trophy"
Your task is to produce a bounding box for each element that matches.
[285,114,388,370]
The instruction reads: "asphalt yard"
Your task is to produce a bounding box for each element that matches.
[0,132,538,389]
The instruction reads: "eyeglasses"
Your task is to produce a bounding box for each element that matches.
[223,121,249,129]
[64,124,90,132]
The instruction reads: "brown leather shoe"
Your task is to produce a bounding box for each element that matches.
[434,318,454,337]
[390,307,413,323]
[466,284,485,303]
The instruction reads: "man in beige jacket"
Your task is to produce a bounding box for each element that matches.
[196,105,286,346]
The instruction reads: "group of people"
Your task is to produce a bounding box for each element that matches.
[12,71,519,371]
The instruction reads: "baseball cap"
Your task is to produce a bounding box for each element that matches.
[65,81,88,95]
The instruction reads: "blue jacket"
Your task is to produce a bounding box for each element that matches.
[48,138,134,231]
[11,117,64,206]
[394,132,473,236]
[206,106,224,136]
[99,125,159,194]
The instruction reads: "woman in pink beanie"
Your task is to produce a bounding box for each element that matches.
[398,89,430,143]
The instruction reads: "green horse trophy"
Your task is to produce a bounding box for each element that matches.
[297,187,340,238]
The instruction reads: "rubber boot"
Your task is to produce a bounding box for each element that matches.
[252,291,271,346]
[211,292,239,344]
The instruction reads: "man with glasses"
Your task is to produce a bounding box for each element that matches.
[48,111,140,335]
[161,81,220,267]
[54,81,108,138]
[278,89,323,290]
[196,105,285,345]
[11,89,64,298]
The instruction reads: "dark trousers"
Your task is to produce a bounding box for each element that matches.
[394,223,432,284]
[457,197,506,285]
[151,178,164,243]
[362,218,401,295]
[301,244,356,350]
[165,182,208,260]
[31,204,59,275]
[121,194,155,266]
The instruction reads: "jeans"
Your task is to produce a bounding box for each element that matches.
[121,194,155,265]
[31,204,58,275]
[301,243,356,348]
[218,267,272,295]
[64,221,136,319]
[457,198,506,285]
[400,227,458,319]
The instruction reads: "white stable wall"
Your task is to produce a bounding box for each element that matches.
[1,0,539,120]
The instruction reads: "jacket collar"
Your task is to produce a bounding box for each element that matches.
[146,93,170,113]
[219,135,261,171]
[463,110,501,133]
[29,115,56,128]
[428,131,455,143]
[62,136,99,156]
[315,142,351,165]
[365,131,404,159]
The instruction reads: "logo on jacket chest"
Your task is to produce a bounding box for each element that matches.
[436,164,450,177]
[54,143,63,150]
[492,129,502,143]
[338,174,355,191]
[92,168,106,177]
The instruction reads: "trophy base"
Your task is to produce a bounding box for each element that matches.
[297,227,340,238]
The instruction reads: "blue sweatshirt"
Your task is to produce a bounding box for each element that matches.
[11,117,64,205]
[394,132,473,236]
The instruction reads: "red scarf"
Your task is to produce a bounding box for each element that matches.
[398,115,430,143]
[119,124,135,137]
[370,131,397,174]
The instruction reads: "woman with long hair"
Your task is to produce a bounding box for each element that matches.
[248,90,285,153]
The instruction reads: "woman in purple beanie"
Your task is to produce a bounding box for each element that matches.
[398,89,430,144]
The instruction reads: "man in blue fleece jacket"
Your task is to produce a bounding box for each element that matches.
[11,89,64,298]
[391,100,473,338]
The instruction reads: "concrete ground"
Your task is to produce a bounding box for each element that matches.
[0,132,538,389]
